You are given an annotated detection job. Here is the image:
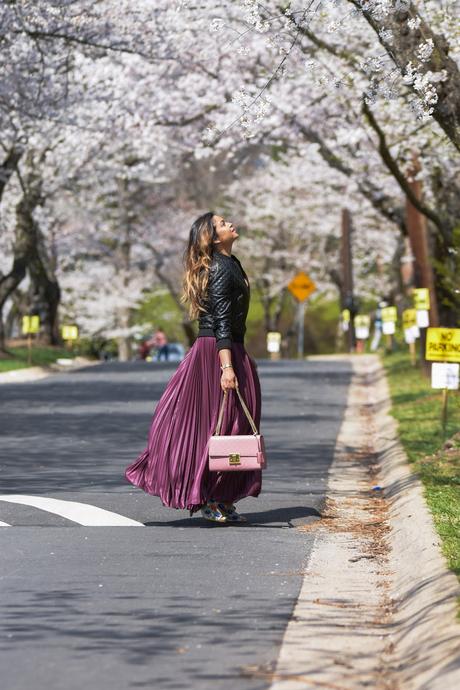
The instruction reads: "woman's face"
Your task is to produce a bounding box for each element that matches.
[212,215,239,244]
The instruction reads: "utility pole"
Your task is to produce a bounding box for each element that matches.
[341,208,355,352]
[406,155,439,372]
[406,155,439,326]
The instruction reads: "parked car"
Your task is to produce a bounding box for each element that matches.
[153,342,185,362]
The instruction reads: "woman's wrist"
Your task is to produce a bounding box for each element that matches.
[221,363,233,371]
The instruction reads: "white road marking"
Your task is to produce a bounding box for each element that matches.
[0,495,145,527]
[0,520,11,527]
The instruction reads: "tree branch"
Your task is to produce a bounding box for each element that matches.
[0,145,23,202]
[362,98,450,243]
[292,116,407,234]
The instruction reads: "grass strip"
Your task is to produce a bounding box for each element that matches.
[382,351,460,583]
[0,345,75,372]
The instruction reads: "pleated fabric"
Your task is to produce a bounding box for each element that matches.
[124,336,262,511]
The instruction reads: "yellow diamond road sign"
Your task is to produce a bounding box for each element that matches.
[287,271,316,302]
[426,327,460,363]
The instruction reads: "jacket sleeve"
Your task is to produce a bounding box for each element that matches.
[207,262,233,351]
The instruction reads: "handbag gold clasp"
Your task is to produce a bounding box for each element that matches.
[228,453,241,465]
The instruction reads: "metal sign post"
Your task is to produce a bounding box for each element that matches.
[403,308,418,366]
[297,300,305,359]
[442,389,448,435]
[381,306,397,353]
[426,328,460,437]
[22,315,40,366]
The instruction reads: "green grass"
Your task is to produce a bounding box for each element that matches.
[0,345,77,372]
[382,350,460,581]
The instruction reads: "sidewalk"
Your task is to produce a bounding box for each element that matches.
[0,357,100,384]
[269,355,460,690]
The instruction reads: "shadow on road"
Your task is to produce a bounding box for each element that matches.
[144,505,321,529]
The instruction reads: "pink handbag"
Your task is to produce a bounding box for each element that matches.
[208,387,267,472]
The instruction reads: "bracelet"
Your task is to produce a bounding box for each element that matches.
[221,363,233,370]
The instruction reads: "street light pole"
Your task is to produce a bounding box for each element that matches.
[406,155,439,326]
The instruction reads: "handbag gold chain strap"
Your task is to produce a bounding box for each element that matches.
[215,387,259,436]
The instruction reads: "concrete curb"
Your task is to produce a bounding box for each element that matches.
[373,357,460,689]
[0,357,101,384]
[268,354,460,689]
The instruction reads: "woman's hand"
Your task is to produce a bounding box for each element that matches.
[221,367,238,391]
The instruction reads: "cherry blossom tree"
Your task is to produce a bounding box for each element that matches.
[1,0,459,357]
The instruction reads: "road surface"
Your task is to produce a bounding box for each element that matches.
[0,358,352,690]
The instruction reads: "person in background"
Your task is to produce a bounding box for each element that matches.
[138,338,151,360]
[148,328,169,361]
[370,301,385,352]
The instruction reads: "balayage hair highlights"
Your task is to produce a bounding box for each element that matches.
[180,211,217,320]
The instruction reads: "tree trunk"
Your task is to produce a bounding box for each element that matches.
[15,191,61,346]
[0,146,23,202]
[116,306,132,361]
[0,198,33,351]
[4,289,28,340]
[1,154,62,350]
[272,288,288,331]
[116,177,133,362]
[0,147,26,351]
[405,182,439,327]
[0,259,28,352]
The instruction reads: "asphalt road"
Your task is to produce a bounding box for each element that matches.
[0,358,352,690]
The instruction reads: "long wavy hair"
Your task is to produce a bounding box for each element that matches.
[180,211,218,320]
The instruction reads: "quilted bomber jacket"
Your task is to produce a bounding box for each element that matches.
[197,251,250,351]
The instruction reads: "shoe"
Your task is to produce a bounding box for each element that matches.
[217,502,247,523]
[200,502,228,523]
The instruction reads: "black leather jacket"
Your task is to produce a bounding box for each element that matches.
[197,252,250,351]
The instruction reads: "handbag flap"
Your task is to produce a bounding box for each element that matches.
[209,434,264,456]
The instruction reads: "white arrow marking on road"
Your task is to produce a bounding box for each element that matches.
[0,495,145,526]
[0,520,11,527]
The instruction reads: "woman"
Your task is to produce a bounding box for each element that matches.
[124,212,262,523]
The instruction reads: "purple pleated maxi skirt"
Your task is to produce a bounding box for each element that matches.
[124,336,262,511]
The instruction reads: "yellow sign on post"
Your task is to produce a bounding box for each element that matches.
[267,331,281,352]
[22,315,40,334]
[354,315,370,341]
[403,309,417,329]
[381,306,397,323]
[62,325,79,341]
[414,288,430,311]
[426,328,460,363]
[341,309,351,332]
[287,272,316,302]
[354,315,370,328]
